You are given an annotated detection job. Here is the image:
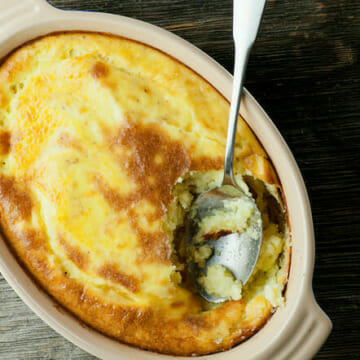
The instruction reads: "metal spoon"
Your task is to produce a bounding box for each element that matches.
[185,0,266,303]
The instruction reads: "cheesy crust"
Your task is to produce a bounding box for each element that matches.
[0,33,290,355]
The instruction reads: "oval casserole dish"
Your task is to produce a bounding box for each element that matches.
[0,1,331,359]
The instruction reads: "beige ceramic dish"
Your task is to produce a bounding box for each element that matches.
[0,0,332,359]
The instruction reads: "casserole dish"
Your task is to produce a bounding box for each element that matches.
[0,0,332,359]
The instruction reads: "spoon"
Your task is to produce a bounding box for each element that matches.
[185,0,266,303]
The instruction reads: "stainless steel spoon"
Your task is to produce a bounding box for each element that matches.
[185,0,266,303]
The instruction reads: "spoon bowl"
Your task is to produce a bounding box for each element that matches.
[186,184,262,302]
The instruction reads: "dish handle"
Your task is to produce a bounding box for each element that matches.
[0,0,56,38]
[276,289,332,360]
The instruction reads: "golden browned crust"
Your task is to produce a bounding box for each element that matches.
[0,32,290,355]
[59,236,89,270]
[0,176,32,222]
[90,61,109,79]
[0,131,10,155]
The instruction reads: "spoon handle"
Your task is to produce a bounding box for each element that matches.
[223,0,266,185]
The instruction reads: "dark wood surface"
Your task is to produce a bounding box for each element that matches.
[0,0,359,359]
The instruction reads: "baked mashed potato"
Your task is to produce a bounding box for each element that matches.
[0,33,290,356]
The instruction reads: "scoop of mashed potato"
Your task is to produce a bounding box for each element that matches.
[188,187,261,301]
[198,264,243,300]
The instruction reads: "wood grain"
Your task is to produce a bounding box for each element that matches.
[1,0,359,359]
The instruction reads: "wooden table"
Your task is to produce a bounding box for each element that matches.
[0,0,359,358]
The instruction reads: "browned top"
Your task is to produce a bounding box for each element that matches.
[0,131,10,155]
[98,263,139,292]
[90,61,109,79]
[0,32,289,356]
[0,176,32,223]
